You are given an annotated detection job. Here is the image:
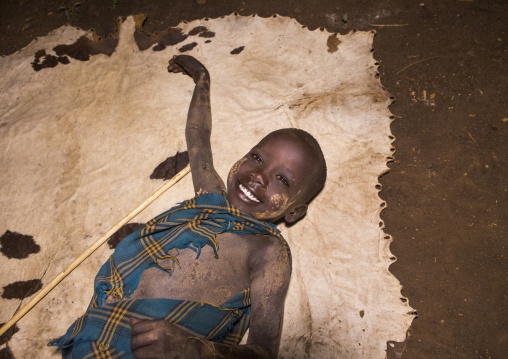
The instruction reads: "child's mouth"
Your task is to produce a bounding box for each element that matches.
[239,183,261,203]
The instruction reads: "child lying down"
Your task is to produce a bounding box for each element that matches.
[50,55,327,359]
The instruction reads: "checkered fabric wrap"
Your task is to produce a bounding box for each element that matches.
[49,193,289,358]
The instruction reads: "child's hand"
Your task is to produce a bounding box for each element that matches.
[130,318,202,358]
[167,55,209,84]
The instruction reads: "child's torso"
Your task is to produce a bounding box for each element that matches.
[126,232,262,306]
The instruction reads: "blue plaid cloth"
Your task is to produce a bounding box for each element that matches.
[49,193,290,358]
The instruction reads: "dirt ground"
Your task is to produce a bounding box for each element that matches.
[0,0,506,358]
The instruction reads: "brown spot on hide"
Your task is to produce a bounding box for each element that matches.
[0,347,14,358]
[188,26,208,36]
[178,42,198,53]
[327,34,341,53]
[199,31,215,38]
[360,310,365,318]
[107,223,144,249]
[0,230,40,259]
[0,323,19,345]
[2,279,42,300]
[54,36,118,61]
[150,151,189,180]
[205,40,212,44]
[59,56,70,65]
[135,27,188,52]
[230,46,245,55]
[31,49,69,71]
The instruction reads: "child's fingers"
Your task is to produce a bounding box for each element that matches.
[130,330,156,351]
[129,318,143,327]
[171,56,192,71]
[168,55,180,66]
[167,57,181,69]
[167,64,184,73]
[130,319,165,334]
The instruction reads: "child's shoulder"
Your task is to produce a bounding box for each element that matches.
[247,233,292,271]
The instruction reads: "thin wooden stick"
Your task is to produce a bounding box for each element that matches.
[0,164,191,337]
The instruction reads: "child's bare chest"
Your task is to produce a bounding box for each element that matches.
[127,232,258,306]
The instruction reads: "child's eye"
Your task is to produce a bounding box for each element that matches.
[251,153,263,164]
[277,175,289,187]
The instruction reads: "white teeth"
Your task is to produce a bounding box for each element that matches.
[239,183,260,202]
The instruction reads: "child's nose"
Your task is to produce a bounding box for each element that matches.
[251,170,267,187]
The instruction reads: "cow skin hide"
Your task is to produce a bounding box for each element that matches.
[0,14,414,358]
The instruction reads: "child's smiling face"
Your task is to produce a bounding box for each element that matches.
[226,132,316,222]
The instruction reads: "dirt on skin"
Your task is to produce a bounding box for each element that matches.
[253,193,291,221]
[0,1,506,358]
[227,157,247,187]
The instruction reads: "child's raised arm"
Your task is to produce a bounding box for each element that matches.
[168,55,225,196]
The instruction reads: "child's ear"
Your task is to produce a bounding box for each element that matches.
[284,204,308,223]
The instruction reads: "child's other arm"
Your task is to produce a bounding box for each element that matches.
[168,55,225,196]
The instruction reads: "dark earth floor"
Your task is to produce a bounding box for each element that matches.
[0,0,506,358]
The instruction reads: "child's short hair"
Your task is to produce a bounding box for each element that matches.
[262,128,327,203]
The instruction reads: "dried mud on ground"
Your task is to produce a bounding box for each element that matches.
[1,0,506,358]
